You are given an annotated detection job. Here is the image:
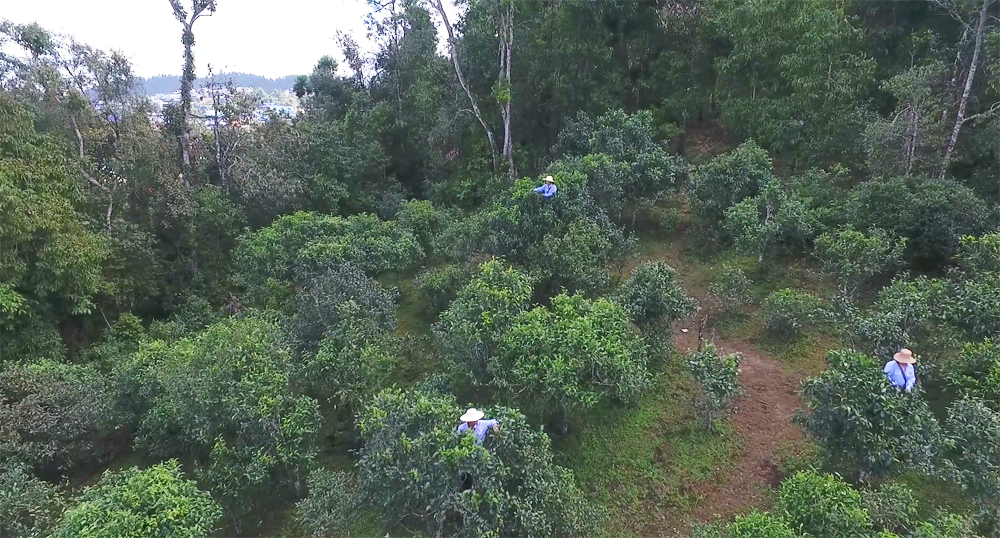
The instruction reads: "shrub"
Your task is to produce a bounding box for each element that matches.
[0,460,63,538]
[50,461,221,538]
[709,265,753,310]
[414,264,470,316]
[944,397,1000,502]
[846,276,951,359]
[949,272,1000,341]
[796,350,944,478]
[0,360,123,473]
[650,206,681,235]
[686,343,742,431]
[728,511,797,538]
[434,260,534,383]
[846,177,990,265]
[295,469,356,538]
[499,293,651,419]
[533,218,620,295]
[301,300,397,408]
[289,264,398,353]
[355,389,602,537]
[116,316,321,529]
[395,199,452,257]
[235,211,423,304]
[946,340,1000,410]
[690,140,774,226]
[724,180,817,264]
[956,233,1000,276]
[776,470,872,538]
[759,288,825,338]
[814,227,907,297]
[615,261,699,333]
[862,482,921,535]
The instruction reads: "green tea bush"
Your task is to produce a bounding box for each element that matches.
[500,293,651,418]
[295,469,356,538]
[395,199,453,257]
[355,389,602,537]
[776,470,872,538]
[797,350,944,478]
[50,461,221,538]
[686,343,742,431]
[0,360,123,473]
[290,264,397,352]
[690,140,774,227]
[759,288,825,338]
[533,218,618,295]
[846,177,991,266]
[434,260,534,383]
[956,233,1000,275]
[0,460,63,538]
[302,300,397,407]
[846,276,951,359]
[944,397,1000,501]
[814,226,907,297]
[116,316,321,528]
[614,261,699,332]
[728,511,797,538]
[709,265,753,311]
[724,180,817,264]
[862,482,921,535]
[946,340,1000,410]
[414,264,470,316]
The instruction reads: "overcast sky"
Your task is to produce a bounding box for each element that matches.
[4,0,459,79]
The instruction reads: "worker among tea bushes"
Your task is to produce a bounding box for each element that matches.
[456,408,500,445]
[533,175,557,198]
[456,408,499,492]
[883,348,917,392]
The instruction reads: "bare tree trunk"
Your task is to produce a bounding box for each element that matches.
[498,0,515,182]
[168,0,216,184]
[70,115,114,232]
[179,24,195,183]
[431,0,499,171]
[940,0,992,178]
[905,106,919,176]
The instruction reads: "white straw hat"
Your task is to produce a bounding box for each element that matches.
[543,175,555,183]
[460,408,485,422]
[893,348,916,364]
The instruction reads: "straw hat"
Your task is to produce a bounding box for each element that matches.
[460,408,485,422]
[893,348,916,364]
[543,175,555,183]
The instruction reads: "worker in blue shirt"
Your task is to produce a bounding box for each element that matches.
[456,408,499,444]
[883,348,917,392]
[533,175,557,198]
[456,408,499,492]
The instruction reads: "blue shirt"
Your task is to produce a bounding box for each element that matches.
[456,419,498,444]
[883,361,916,392]
[533,183,557,198]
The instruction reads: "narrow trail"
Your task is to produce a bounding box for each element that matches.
[637,241,807,535]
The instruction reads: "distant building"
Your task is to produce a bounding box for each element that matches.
[253,102,296,122]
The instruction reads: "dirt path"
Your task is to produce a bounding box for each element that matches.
[638,242,807,535]
[679,334,804,524]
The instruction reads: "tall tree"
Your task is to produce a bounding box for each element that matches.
[431,0,499,171]
[496,0,515,180]
[932,0,998,177]
[167,0,217,183]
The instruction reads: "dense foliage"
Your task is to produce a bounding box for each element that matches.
[1,0,997,533]
[354,388,602,537]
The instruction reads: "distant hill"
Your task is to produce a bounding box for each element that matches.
[141,72,299,95]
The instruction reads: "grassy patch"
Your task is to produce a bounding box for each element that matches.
[557,366,740,536]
